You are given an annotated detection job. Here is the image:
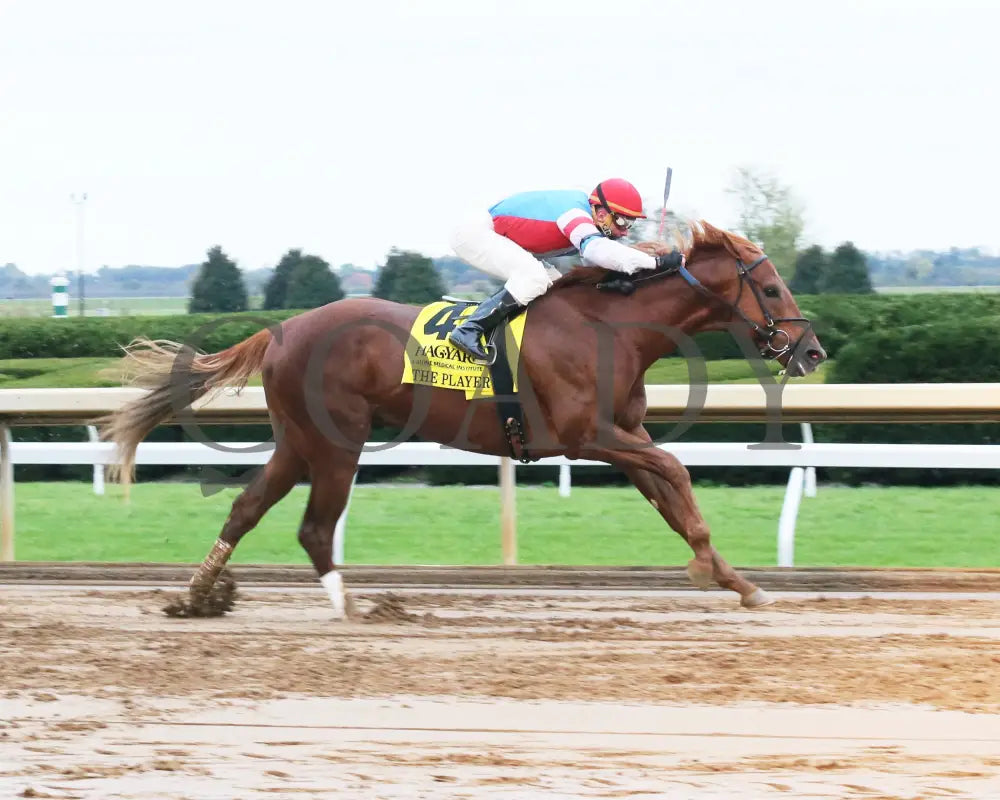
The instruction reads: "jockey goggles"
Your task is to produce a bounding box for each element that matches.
[594,182,637,230]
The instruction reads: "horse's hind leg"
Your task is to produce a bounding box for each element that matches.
[585,425,772,608]
[183,442,305,614]
[296,450,362,619]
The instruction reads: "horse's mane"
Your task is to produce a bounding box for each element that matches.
[551,219,763,291]
[686,219,764,263]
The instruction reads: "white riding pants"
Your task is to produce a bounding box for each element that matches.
[449,212,563,305]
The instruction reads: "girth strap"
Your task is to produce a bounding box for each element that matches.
[487,324,534,464]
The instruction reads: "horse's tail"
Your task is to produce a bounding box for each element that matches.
[99,329,273,485]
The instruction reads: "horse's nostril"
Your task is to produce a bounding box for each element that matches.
[807,348,823,361]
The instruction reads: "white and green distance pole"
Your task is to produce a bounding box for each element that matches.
[51,275,69,318]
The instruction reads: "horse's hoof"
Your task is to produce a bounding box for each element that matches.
[163,569,238,618]
[685,561,714,590]
[741,587,776,609]
[326,593,361,622]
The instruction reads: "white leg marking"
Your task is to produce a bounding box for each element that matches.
[320,570,346,619]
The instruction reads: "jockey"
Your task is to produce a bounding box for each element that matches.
[447,178,684,362]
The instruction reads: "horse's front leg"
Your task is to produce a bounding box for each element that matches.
[581,424,773,608]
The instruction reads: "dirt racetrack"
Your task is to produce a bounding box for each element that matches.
[2,583,1000,799]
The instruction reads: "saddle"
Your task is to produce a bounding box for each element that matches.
[401,298,534,463]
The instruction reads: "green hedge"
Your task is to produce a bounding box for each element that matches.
[674,292,1000,361]
[805,293,1000,359]
[829,315,1000,383]
[0,311,298,359]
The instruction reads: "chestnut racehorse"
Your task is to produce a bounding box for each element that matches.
[101,221,826,616]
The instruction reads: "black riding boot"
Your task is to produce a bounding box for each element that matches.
[447,288,524,362]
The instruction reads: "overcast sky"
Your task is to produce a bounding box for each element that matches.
[1,0,998,275]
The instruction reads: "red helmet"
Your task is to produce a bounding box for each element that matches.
[589,178,647,219]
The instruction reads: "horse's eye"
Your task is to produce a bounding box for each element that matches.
[764,286,781,298]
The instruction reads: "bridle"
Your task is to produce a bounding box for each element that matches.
[631,253,811,359]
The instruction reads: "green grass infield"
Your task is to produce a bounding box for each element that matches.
[11,482,996,568]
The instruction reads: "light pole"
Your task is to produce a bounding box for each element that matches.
[71,192,87,316]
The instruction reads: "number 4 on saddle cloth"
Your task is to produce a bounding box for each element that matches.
[401,299,528,398]
[401,299,534,462]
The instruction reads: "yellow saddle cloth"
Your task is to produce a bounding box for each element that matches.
[401,300,528,399]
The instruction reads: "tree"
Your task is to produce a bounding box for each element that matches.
[284,255,345,309]
[264,249,344,309]
[372,249,446,304]
[789,245,828,295]
[824,242,873,294]
[188,246,248,313]
[726,166,804,280]
[262,249,303,310]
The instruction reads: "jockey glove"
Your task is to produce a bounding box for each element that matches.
[654,250,685,271]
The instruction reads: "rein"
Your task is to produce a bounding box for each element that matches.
[629,253,810,359]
